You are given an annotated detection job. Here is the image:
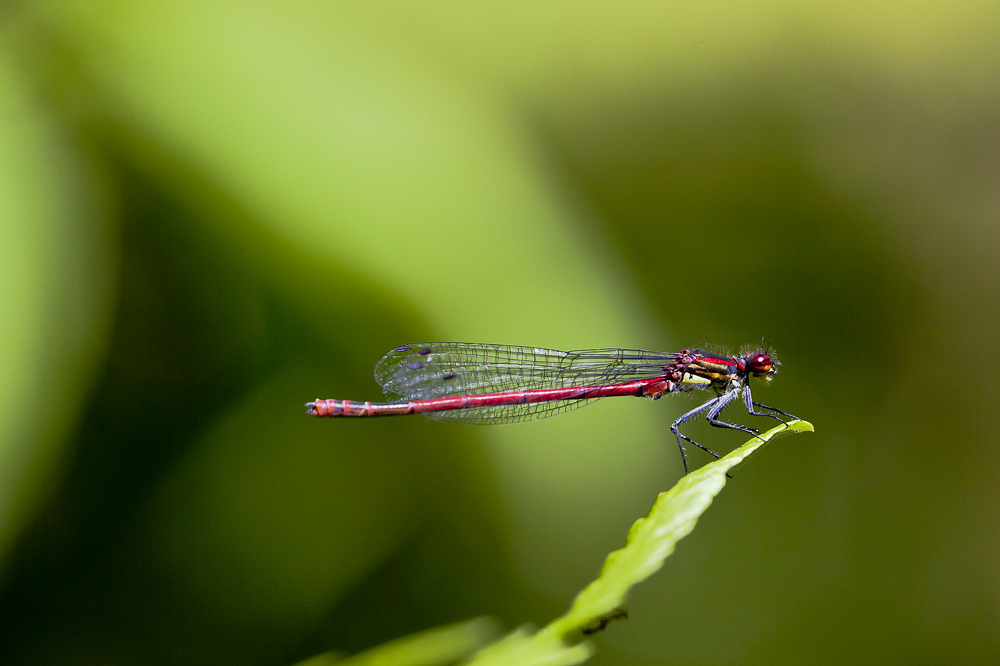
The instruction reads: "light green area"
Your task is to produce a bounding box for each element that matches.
[294,618,498,666]
[40,0,671,617]
[0,40,114,568]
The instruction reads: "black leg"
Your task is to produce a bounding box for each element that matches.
[667,386,790,475]
[670,394,726,474]
[751,401,797,421]
[707,388,761,439]
[743,385,794,425]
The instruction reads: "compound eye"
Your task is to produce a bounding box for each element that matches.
[748,353,772,376]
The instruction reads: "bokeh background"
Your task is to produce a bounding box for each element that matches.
[2,2,999,664]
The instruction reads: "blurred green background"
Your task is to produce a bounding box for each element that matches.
[2,1,998,664]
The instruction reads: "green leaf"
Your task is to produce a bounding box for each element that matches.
[465,419,814,666]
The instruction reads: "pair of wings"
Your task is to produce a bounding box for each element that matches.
[373,342,680,424]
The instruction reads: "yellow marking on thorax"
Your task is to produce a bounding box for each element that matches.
[680,372,713,386]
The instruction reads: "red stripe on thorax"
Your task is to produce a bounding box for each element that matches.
[693,353,736,368]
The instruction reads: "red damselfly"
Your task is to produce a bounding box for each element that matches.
[307,343,796,474]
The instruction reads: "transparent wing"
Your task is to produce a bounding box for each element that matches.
[373,342,676,424]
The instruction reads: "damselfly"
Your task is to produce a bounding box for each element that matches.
[307,343,796,474]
